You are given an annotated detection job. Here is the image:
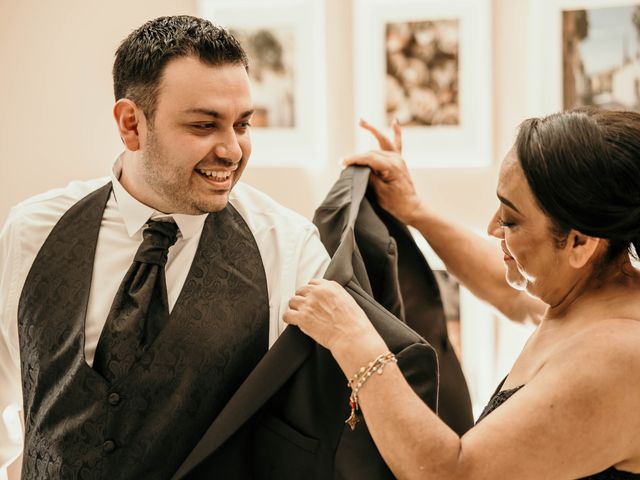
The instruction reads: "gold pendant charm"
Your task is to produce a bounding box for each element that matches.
[345,410,359,431]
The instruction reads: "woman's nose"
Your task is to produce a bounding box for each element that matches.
[487,210,504,239]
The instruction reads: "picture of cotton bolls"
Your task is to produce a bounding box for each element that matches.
[385,18,460,126]
[409,87,439,124]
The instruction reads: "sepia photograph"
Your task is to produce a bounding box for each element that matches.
[354,0,491,167]
[198,0,327,167]
[385,19,460,127]
[563,4,640,111]
[230,27,296,128]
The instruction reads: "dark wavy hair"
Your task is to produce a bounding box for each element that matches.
[516,108,640,262]
[113,15,248,122]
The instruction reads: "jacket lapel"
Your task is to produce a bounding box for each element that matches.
[173,325,313,479]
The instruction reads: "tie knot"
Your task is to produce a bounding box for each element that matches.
[134,220,179,266]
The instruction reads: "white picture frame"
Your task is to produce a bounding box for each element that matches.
[198,0,327,167]
[528,0,640,116]
[353,0,492,168]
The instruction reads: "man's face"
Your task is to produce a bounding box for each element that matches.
[138,56,253,214]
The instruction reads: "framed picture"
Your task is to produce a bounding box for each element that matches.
[353,0,492,168]
[198,0,327,167]
[528,0,640,115]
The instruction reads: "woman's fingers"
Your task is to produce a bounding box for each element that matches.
[282,308,299,326]
[359,118,403,154]
[284,279,376,352]
[341,119,405,183]
[288,295,306,310]
[359,119,395,151]
[294,284,312,296]
[291,280,334,312]
[342,151,390,171]
[343,151,401,183]
[295,279,329,298]
[392,118,403,153]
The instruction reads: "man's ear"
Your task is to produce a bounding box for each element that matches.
[567,230,601,269]
[113,99,145,151]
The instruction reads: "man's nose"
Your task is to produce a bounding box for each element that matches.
[213,129,242,163]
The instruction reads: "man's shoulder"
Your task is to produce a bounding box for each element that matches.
[5,177,111,233]
[229,182,315,233]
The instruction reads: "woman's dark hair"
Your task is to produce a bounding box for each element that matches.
[516,108,640,261]
[113,15,248,123]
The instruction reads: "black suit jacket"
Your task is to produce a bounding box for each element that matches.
[313,166,474,436]
[173,170,439,478]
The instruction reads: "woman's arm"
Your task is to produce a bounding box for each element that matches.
[285,281,640,479]
[344,120,545,325]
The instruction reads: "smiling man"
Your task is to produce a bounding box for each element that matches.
[0,16,329,479]
[117,54,255,215]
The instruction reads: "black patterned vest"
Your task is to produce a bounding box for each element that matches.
[17,183,269,479]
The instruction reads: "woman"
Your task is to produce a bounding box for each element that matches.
[284,109,640,479]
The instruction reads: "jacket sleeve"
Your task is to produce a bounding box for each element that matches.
[333,342,438,479]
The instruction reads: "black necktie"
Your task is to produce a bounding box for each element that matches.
[93,220,179,382]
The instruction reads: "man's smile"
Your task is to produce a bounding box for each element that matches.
[196,168,234,181]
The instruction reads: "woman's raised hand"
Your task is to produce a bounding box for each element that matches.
[343,119,424,225]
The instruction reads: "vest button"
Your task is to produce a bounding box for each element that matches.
[108,393,120,406]
[103,440,116,453]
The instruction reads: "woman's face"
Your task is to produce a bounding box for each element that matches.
[487,148,571,304]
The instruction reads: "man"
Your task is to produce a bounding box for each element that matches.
[0,16,329,478]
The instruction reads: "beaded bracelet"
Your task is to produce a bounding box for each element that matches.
[345,351,397,430]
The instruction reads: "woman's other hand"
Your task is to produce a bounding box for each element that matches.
[343,119,424,225]
[283,279,387,366]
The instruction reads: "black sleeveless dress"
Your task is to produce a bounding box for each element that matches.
[476,379,640,479]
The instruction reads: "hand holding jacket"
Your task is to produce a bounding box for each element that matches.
[285,278,390,376]
[343,119,424,226]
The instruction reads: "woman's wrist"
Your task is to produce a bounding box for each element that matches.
[331,329,389,380]
[408,201,440,232]
[403,198,430,227]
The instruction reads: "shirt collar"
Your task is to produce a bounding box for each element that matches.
[110,157,208,240]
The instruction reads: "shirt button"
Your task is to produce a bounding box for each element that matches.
[108,393,120,406]
[103,440,116,453]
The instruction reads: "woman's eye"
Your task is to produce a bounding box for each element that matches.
[498,217,515,228]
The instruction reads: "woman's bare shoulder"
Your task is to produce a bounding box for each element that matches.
[548,317,640,387]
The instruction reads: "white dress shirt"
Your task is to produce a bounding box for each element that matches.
[0,164,330,477]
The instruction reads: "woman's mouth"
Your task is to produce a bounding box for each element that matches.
[501,242,514,262]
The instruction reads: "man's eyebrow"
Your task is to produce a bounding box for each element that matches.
[183,108,255,119]
[184,108,222,118]
[497,193,521,214]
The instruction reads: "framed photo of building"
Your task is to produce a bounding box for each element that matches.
[528,0,640,115]
[198,0,326,167]
[353,0,492,168]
